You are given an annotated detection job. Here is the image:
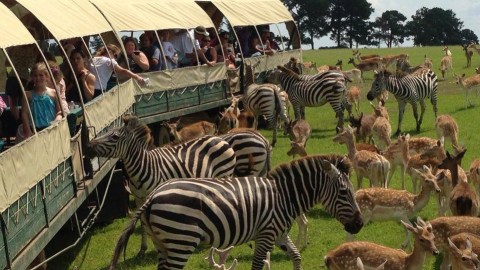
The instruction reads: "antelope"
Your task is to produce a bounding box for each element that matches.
[285,119,311,158]
[352,49,380,61]
[353,165,440,248]
[218,110,239,135]
[429,216,480,270]
[382,134,410,189]
[226,96,241,116]
[355,257,387,270]
[469,159,480,197]
[333,126,390,189]
[440,46,453,80]
[371,113,391,151]
[167,120,216,142]
[348,103,388,143]
[424,54,433,69]
[381,54,408,70]
[237,110,255,128]
[463,44,474,68]
[408,136,442,155]
[325,217,439,270]
[342,68,363,84]
[407,139,446,193]
[448,233,480,270]
[302,61,317,74]
[346,86,361,115]
[205,246,238,270]
[455,73,480,109]
[348,58,379,79]
[439,149,480,217]
[435,114,459,149]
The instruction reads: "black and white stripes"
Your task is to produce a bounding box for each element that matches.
[109,154,363,270]
[367,69,438,135]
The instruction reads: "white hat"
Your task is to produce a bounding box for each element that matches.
[194,26,209,37]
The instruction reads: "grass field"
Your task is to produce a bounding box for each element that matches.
[49,46,480,269]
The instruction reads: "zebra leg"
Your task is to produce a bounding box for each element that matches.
[275,234,303,270]
[252,236,275,270]
[134,197,148,257]
[410,101,420,132]
[300,106,306,120]
[295,213,308,250]
[418,100,426,131]
[271,121,278,147]
[395,101,407,136]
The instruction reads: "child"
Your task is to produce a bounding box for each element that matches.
[17,62,62,142]
[48,63,69,114]
[160,30,178,69]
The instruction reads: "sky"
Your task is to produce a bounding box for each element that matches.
[307,0,480,49]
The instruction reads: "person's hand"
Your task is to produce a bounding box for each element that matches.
[207,61,215,67]
[136,77,147,87]
[80,70,89,81]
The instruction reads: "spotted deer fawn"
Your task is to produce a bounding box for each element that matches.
[333,126,390,189]
[448,233,480,270]
[440,46,453,80]
[407,139,446,193]
[353,165,440,248]
[429,216,480,270]
[346,86,361,115]
[455,73,480,109]
[381,134,410,189]
[285,119,311,158]
[469,159,480,198]
[325,217,439,270]
[424,54,433,69]
[435,114,460,150]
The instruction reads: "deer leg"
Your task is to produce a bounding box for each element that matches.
[295,213,309,250]
[400,165,406,190]
[395,101,407,136]
[357,174,363,190]
[386,164,397,188]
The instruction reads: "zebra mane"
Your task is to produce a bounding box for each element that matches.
[271,154,351,176]
[277,65,300,80]
[124,116,154,147]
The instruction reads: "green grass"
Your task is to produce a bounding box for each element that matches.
[48,46,480,269]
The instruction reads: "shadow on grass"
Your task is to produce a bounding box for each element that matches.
[101,250,157,270]
[310,128,336,140]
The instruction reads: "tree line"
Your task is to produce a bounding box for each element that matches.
[282,0,479,49]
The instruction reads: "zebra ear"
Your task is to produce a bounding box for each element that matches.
[122,114,137,126]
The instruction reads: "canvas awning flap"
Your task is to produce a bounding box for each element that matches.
[206,0,293,27]
[0,4,36,48]
[16,0,112,40]
[90,0,214,31]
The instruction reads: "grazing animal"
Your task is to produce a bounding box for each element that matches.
[348,103,388,144]
[366,69,438,136]
[396,58,424,75]
[237,110,255,128]
[242,62,287,147]
[333,126,390,189]
[167,120,216,142]
[109,155,363,270]
[267,66,347,130]
[439,150,480,217]
[86,115,237,257]
[218,110,239,134]
[455,73,480,109]
[371,114,391,151]
[325,217,439,270]
[285,119,311,159]
[407,139,446,192]
[382,134,410,189]
[352,49,380,61]
[219,129,271,177]
[346,86,361,115]
[448,234,480,270]
[429,216,480,270]
[440,46,453,80]
[424,54,433,69]
[342,68,363,84]
[302,61,317,74]
[469,159,480,198]
[435,114,459,149]
[348,58,379,79]
[353,165,440,249]
[463,44,475,68]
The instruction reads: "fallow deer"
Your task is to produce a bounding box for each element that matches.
[435,114,460,149]
[371,113,391,151]
[218,110,239,135]
[469,159,480,198]
[448,233,480,270]
[463,44,475,68]
[382,134,410,189]
[353,165,440,248]
[285,119,311,158]
[237,110,255,128]
[302,61,317,74]
[424,54,433,69]
[439,150,480,217]
[333,126,390,189]
[440,46,453,80]
[428,216,480,270]
[325,217,439,270]
[348,58,379,80]
[455,73,480,109]
[346,86,361,116]
[407,139,446,192]
[342,68,363,84]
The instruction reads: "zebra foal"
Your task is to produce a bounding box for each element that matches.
[267,65,347,130]
[86,115,237,256]
[367,70,438,136]
[109,154,363,270]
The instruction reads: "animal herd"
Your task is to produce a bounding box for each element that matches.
[85,46,480,270]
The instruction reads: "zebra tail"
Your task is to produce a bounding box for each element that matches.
[273,87,287,123]
[109,200,148,270]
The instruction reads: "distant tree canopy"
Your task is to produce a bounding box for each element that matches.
[281,1,479,48]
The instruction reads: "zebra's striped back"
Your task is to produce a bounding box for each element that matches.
[110,154,363,270]
[87,116,236,200]
[219,129,271,176]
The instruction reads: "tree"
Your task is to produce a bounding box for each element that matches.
[282,0,331,50]
[406,7,464,46]
[374,10,408,48]
[461,29,479,44]
[327,0,374,48]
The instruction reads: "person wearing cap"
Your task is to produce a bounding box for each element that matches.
[188,26,215,67]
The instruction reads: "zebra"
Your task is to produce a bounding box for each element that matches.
[109,154,363,270]
[86,115,237,257]
[267,65,348,130]
[241,62,288,147]
[218,129,271,177]
[366,69,438,136]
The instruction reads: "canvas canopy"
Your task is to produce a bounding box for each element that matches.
[0,3,36,48]
[202,0,294,27]
[90,0,214,31]
[16,0,113,40]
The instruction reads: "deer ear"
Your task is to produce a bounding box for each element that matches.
[356,257,364,269]
[448,238,462,255]
[401,220,417,233]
